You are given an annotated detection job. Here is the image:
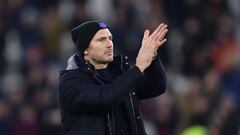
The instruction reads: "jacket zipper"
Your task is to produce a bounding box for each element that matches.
[107,113,113,135]
[87,55,139,135]
[121,55,139,135]
[129,93,139,135]
[88,65,113,135]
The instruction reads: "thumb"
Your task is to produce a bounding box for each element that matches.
[143,29,149,40]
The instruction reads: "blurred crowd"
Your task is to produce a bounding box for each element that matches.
[0,0,239,135]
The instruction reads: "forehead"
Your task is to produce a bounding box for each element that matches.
[93,28,112,38]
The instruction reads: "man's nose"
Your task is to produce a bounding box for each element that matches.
[105,40,113,48]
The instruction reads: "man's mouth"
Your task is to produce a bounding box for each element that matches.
[104,50,113,55]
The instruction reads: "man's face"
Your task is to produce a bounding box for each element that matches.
[84,28,114,66]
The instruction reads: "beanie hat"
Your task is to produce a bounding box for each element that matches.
[71,21,108,53]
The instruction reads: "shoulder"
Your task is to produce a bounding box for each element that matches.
[59,68,90,83]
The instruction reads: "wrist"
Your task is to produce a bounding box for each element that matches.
[135,64,145,72]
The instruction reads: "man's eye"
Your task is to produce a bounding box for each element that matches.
[98,38,104,41]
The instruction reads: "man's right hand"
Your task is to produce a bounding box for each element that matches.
[136,23,168,72]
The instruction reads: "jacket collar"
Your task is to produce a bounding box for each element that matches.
[66,53,128,72]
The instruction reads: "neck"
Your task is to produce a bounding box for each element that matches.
[92,63,108,69]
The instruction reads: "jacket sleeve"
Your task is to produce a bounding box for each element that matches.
[58,66,143,113]
[136,56,167,99]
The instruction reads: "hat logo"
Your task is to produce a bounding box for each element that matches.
[99,22,107,28]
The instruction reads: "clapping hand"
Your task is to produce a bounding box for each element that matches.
[136,23,168,72]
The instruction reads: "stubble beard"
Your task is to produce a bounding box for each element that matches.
[93,55,113,65]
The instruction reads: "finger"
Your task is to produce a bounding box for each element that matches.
[151,23,164,37]
[156,38,167,49]
[161,24,168,31]
[142,30,150,48]
[156,24,168,39]
[152,23,164,36]
[158,29,168,41]
[143,29,150,40]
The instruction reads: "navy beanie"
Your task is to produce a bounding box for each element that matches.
[71,21,108,53]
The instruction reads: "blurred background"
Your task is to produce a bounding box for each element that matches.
[0,0,239,135]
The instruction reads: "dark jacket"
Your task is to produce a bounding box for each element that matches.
[58,53,166,135]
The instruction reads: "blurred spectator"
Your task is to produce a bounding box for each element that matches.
[40,6,66,60]
[0,100,11,135]
[154,91,178,135]
[41,109,63,135]
[10,105,40,135]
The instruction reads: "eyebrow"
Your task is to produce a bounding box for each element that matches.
[96,35,113,40]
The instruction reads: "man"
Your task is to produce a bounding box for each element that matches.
[58,21,168,135]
